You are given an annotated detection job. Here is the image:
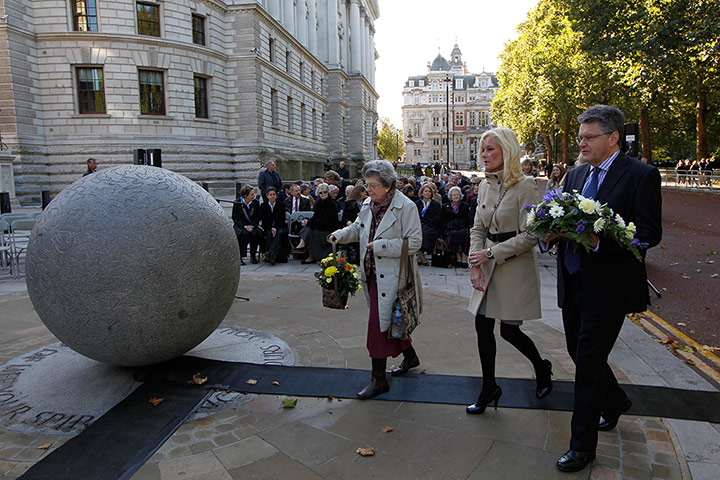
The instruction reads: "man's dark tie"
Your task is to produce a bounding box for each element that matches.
[564,167,601,274]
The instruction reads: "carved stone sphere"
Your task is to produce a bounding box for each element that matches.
[26,165,241,366]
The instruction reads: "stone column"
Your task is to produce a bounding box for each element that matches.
[360,12,367,77]
[283,0,294,35]
[297,0,308,46]
[268,0,280,18]
[349,0,361,73]
[308,0,317,56]
[369,25,376,85]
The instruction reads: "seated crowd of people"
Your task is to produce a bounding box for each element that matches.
[232,161,484,268]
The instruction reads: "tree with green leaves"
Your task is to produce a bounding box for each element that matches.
[492,0,615,165]
[376,117,404,162]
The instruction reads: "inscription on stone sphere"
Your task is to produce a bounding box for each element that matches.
[25,165,241,366]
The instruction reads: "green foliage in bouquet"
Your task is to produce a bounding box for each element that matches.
[524,191,649,261]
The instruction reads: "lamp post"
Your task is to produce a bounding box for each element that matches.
[395,132,399,163]
[443,75,452,170]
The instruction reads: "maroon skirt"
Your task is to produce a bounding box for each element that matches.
[366,279,412,359]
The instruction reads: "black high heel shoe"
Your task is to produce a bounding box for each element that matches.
[536,359,553,399]
[466,386,503,415]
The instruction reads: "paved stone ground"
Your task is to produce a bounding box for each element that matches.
[1,253,718,479]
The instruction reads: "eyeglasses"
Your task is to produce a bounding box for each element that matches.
[575,133,610,144]
[365,182,383,190]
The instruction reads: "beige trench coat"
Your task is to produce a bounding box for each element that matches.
[332,191,423,332]
[468,171,541,320]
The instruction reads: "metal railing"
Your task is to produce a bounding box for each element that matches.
[657,169,719,190]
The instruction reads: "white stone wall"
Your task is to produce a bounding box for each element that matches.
[0,0,378,204]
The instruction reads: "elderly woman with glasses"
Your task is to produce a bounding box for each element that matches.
[329,160,423,400]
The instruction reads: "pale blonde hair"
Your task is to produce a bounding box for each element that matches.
[481,126,523,188]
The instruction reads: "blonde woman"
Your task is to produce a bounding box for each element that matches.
[466,127,553,414]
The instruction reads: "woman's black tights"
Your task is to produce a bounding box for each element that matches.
[474,313,545,392]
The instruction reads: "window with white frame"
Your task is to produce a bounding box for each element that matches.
[419,80,425,87]
[432,116,439,128]
[456,136,464,146]
[455,79,463,89]
[431,80,439,90]
[408,80,415,87]
[468,111,476,126]
[455,111,464,127]
[413,123,420,137]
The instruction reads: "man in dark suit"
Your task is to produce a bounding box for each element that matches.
[259,187,287,265]
[258,161,282,202]
[284,184,311,213]
[553,105,662,473]
[336,160,350,180]
[83,158,98,176]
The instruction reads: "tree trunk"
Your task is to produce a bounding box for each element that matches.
[639,104,652,163]
[696,66,709,160]
[562,130,569,165]
[544,134,553,165]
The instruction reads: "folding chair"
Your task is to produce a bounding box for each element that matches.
[9,218,36,279]
[0,220,11,275]
[0,213,32,223]
[287,211,313,249]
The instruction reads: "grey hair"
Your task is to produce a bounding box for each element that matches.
[361,159,397,188]
[328,184,339,193]
[578,105,625,136]
[265,160,275,168]
[448,186,462,199]
[315,183,330,195]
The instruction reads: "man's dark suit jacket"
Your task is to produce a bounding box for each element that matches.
[258,169,282,197]
[284,195,312,213]
[259,201,287,231]
[557,154,662,313]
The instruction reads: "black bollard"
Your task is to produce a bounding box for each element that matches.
[41,190,51,210]
[235,181,243,198]
[0,192,10,214]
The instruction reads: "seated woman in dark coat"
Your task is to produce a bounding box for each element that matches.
[415,183,442,266]
[258,187,287,265]
[441,186,471,268]
[297,183,341,264]
[232,185,262,265]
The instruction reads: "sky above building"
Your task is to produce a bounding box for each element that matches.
[374,0,540,127]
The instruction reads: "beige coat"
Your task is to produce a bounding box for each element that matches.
[332,191,423,332]
[468,171,541,320]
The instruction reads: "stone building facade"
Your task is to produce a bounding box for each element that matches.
[0,0,379,204]
[401,43,497,170]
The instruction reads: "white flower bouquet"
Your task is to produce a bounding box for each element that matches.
[524,190,648,261]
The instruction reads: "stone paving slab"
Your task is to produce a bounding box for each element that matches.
[0,254,716,479]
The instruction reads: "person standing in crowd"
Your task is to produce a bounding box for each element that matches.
[285,184,311,213]
[83,158,98,176]
[466,126,552,416]
[336,160,350,180]
[342,185,366,226]
[521,159,536,177]
[441,186,471,268]
[415,183,442,266]
[258,161,282,201]
[545,164,566,197]
[296,183,341,264]
[329,160,423,399]
[549,105,661,472]
[258,187,287,265]
[232,185,262,265]
[325,170,351,201]
[468,177,481,220]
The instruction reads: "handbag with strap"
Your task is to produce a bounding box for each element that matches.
[388,238,420,340]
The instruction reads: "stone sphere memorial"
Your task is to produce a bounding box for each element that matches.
[25,165,241,366]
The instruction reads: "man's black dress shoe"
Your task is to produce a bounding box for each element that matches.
[599,397,632,431]
[556,450,595,472]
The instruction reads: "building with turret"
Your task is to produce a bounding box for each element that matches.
[0,0,379,204]
[401,43,497,170]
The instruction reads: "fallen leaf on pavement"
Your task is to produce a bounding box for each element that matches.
[381,426,395,433]
[707,260,715,264]
[701,345,720,352]
[282,398,298,408]
[36,443,52,450]
[246,379,258,385]
[660,244,667,249]
[682,359,695,365]
[356,447,375,456]
[677,322,687,327]
[670,262,679,266]
[148,397,164,406]
[272,381,280,386]
[188,373,208,385]
[711,274,719,278]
